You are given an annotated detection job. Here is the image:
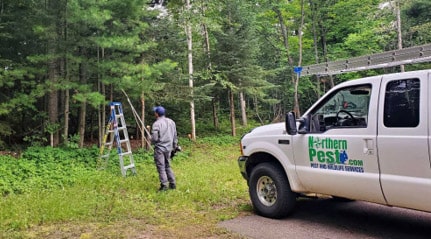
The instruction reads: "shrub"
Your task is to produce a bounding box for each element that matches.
[0,146,99,195]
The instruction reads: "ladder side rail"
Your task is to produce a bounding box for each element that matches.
[302,43,431,76]
[113,102,136,176]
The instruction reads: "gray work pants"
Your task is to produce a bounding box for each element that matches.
[154,148,176,186]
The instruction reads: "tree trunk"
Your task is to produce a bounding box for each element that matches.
[109,84,113,102]
[63,89,70,144]
[61,52,69,145]
[274,5,296,115]
[97,47,102,147]
[319,23,334,91]
[48,55,60,147]
[141,92,151,150]
[202,23,212,69]
[98,85,106,147]
[240,91,247,127]
[293,0,305,117]
[395,0,404,72]
[201,14,218,130]
[329,75,335,88]
[309,0,321,98]
[61,0,68,145]
[229,89,236,137]
[253,96,264,125]
[293,75,300,117]
[46,0,64,147]
[78,48,87,148]
[78,101,86,148]
[212,98,219,130]
[98,47,106,147]
[273,7,294,68]
[186,0,196,141]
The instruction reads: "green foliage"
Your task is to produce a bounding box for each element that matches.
[72,92,106,108]
[0,137,250,238]
[0,146,99,196]
[403,0,431,44]
[0,121,13,150]
[1,0,431,149]
[23,131,47,147]
[63,134,81,149]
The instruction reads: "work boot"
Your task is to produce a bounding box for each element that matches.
[169,183,176,190]
[158,184,168,192]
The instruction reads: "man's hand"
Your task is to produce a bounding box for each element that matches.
[171,145,182,159]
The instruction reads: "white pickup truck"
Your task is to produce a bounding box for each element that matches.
[238,69,431,218]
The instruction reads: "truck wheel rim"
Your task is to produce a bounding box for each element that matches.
[256,176,277,206]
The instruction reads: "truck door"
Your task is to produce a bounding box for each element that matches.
[292,78,386,204]
[377,71,431,212]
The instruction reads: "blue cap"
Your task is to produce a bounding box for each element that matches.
[153,106,165,116]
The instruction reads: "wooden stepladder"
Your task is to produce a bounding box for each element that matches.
[99,102,136,176]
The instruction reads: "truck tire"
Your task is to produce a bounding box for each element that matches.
[249,162,296,218]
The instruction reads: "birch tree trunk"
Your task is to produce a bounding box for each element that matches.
[186,0,196,140]
[240,91,247,127]
[309,0,321,98]
[395,0,404,72]
[293,0,305,117]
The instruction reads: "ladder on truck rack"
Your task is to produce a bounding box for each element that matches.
[99,102,136,176]
[302,43,431,76]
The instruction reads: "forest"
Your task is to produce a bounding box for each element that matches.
[1,0,430,150]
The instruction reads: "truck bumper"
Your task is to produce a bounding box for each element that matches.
[238,156,248,180]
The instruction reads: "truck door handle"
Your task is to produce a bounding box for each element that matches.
[363,138,374,155]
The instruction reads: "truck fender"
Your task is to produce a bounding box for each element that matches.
[244,140,304,192]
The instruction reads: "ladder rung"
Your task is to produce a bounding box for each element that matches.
[123,164,135,170]
[100,154,110,158]
[119,151,132,156]
[100,102,137,176]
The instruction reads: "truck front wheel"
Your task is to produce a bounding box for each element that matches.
[249,163,296,218]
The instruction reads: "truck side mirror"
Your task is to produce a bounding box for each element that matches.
[286,112,297,135]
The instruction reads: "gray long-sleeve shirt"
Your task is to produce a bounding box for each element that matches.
[151,116,178,152]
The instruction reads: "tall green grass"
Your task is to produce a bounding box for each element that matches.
[0,136,252,239]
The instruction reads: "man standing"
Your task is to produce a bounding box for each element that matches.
[151,106,177,191]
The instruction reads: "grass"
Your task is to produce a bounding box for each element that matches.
[0,137,253,239]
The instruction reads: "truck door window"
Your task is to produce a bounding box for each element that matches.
[384,79,420,128]
[309,85,371,133]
